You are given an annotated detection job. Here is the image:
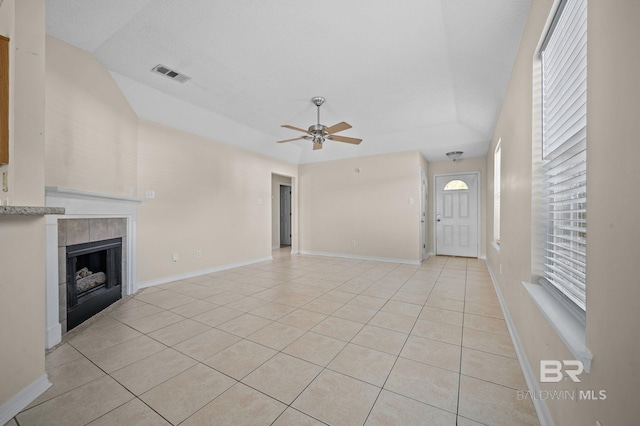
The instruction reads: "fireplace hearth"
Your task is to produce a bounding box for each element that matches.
[66,237,122,330]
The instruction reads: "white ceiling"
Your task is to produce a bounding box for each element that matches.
[46,0,531,164]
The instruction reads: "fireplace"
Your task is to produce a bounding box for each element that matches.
[66,238,122,330]
[45,186,142,349]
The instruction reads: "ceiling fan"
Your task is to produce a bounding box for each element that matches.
[277,97,362,150]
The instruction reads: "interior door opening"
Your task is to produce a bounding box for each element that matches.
[279,184,292,247]
[420,168,427,262]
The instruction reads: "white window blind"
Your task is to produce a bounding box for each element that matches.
[541,0,587,318]
[494,140,501,244]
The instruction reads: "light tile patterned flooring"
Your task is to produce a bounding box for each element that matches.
[11,250,539,426]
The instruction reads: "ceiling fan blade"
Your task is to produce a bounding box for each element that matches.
[330,135,362,145]
[325,122,352,134]
[313,143,323,150]
[277,137,305,143]
[281,124,309,133]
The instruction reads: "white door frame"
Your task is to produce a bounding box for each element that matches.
[432,171,481,257]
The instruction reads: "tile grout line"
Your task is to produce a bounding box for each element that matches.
[454,256,469,421]
[180,258,404,424]
[29,254,509,426]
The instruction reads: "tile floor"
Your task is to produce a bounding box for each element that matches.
[10,249,539,426]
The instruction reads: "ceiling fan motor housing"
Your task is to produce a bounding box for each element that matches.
[309,124,328,133]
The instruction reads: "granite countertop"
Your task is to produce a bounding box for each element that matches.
[0,206,65,216]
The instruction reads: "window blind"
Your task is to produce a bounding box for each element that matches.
[541,0,587,316]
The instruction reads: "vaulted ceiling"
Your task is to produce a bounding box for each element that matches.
[46,0,531,164]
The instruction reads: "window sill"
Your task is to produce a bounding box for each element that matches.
[522,281,592,372]
[491,241,501,253]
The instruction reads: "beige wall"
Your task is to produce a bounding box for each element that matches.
[42,31,300,287]
[427,157,487,258]
[486,0,640,424]
[136,120,297,284]
[299,150,423,263]
[45,36,138,197]
[0,0,47,410]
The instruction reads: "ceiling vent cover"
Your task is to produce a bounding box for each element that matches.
[151,64,191,83]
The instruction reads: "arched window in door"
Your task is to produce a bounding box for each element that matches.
[443,179,469,191]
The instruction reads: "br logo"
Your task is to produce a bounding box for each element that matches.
[540,360,584,383]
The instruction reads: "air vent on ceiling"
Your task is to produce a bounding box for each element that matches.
[151,64,191,83]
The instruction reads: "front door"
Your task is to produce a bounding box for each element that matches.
[280,185,291,246]
[435,173,479,257]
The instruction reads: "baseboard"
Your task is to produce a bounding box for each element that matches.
[298,250,420,265]
[485,260,554,426]
[45,322,62,350]
[136,256,273,289]
[0,374,51,425]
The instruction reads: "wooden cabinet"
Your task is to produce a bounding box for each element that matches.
[0,35,8,165]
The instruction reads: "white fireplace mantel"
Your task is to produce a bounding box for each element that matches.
[44,187,143,349]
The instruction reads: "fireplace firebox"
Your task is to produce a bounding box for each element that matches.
[66,237,122,330]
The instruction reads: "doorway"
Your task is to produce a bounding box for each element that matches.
[280,184,292,246]
[420,168,427,262]
[434,172,479,257]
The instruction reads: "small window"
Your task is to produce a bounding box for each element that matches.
[494,140,502,245]
[443,180,469,191]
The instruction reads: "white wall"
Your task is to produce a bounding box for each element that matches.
[136,120,298,284]
[45,36,138,197]
[42,33,300,289]
[0,0,48,412]
[299,150,423,263]
[486,1,640,424]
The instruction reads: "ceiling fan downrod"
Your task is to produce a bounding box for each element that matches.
[312,96,325,127]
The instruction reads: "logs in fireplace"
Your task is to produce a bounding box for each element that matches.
[66,238,122,330]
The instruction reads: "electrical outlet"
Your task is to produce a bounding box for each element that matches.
[352,240,357,247]
[2,171,7,192]
[172,252,179,262]
[145,190,155,199]
[196,250,202,258]
[408,197,414,205]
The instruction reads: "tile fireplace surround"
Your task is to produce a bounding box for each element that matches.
[45,187,142,349]
[58,218,127,334]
